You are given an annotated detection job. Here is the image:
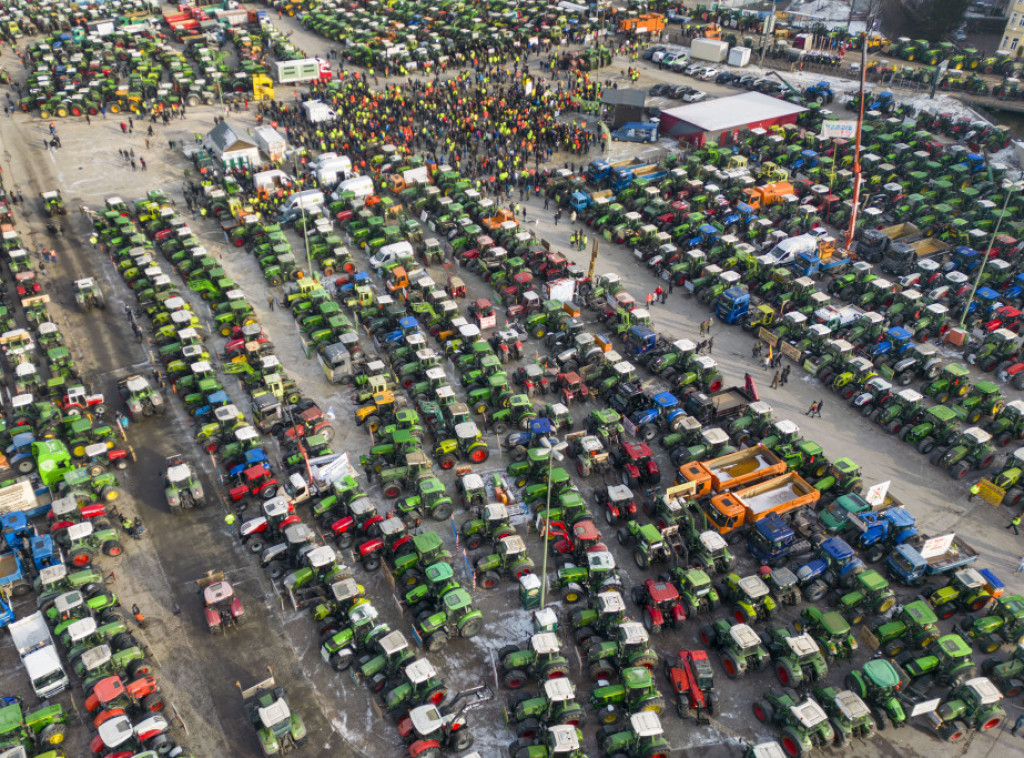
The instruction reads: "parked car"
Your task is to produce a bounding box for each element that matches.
[736,74,758,88]
[668,57,692,72]
[649,83,674,97]
[684,63,704,76]
[715,72,738,85]
[643,45,667,61]
[683,91,710,103]
[700,68,721,81]
[671,85,697,99]
[660,52,685,68]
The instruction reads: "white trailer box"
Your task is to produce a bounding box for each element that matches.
[302,100,337,124]
[691,38,729,63]
[314,157,353,185]
[253,126,288,163]
[273,58,330,85]
[9,612,68,699]
[728,46,751,67]
[545,278,576,304]
[253,169,293,191]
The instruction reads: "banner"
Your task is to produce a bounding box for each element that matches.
[820,120,858,140]
[864,480,891,507]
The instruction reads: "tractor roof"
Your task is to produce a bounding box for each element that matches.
[531,632,560,655]
[630,710,663,738]
[443,587,473,612]
[964,677,1003,705]
[619,621,649,646]
[902,600,938,626]
[887,326,913,341]
[483,503,508,521]
[774,419,799,436]
[699,530,727,555]
[702,427,729,446]
[543,677,575,703]
[125,375,149,393]
[975,382,1001,395]
[587,550,616,572]
[622,441,652,458]
[895,388,923,403]
[80,644,112,672]
[96,715,134,749]
[377,631,408,659]
[204,580,234,605]
[455,421,480,440]
[684,568,712,590]
[729,623,761,649]
[598,590,626,614]
[644,581,678,604]
[306,546,336,568]
[790,699,828,729]
[954,567,985,589]
[928,405,958,421]
[258,697,291,729]
[835,690,870,721]
[786,633,820,659]
[65,616,97,643]
[606,484,633,502]
[547,724,580,752]
[963,427,992,445]
[749,743,787,758]
[936,633,973,659]
[425,562,454,584]
[332,578,362,603]
[863,658,900,687]
[737,574,770,599]
[500,535,526,555]
[820,537,856,562]
[749,401,772,416]
[405,658,437,684]
[349,497,376,516]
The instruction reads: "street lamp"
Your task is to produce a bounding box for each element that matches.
[958,175,1024,329]
[538,436,568,611]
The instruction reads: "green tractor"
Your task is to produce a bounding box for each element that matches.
[869,600,941,657]
[74,278,106,310]
[499,632,572,690]
[508,723,586,758]
[239,671,307,756]
[698,619,770,678]
[794,607,858,662]
[844,659,909,729]
[987,399,1024,448]
[382,658,449,717]
[953,382,1004,424]
[895,633,976,690]
[750,689,835,757]
[616,521,673,569]
[981,642,1024,696]
[927,567,999,619]
[922,362,971,403]
[589,666,665,726]
[507,677,587,739]
[902,405,961,454]
[761,629,829,688]
[719,573,778,625]
[992,448,1024,507]
[557,550,622,605]
[926,677,1005,742]
[412,585,484,651]
[398,476,455,522]
[668,567,719,617]
[957,594,1024,652]
[596,711,671,758]
[585,621,658,681]
[460,502,516,551]
[875,388,926,434]
[474,535,535,589]
[833,569,897,625]
[0,700,68,754]
[812,687,876,747]
[931,427,997,479]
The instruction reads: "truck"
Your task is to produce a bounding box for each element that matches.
[611,123,658,143]
[619,13,666,33]
[716,287,749,325]
[9,611,68,698]
[765,233,825,266]
[609,163,655,192]
[814,304,864,331]
[691,38,729,63]
[885,536,979,586]
[685,381,757,425]
[586,158,643,185]
[676,444,787,499]
[273,58,332,85]
[570,189,612,213]
[860,223,921,265]
[612,165,668,192]
[302,100,337,123]
[741,182,793,212]
[705,472,820,540]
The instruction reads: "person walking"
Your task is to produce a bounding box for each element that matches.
[645,293,655,308]
[570,209,577,225]
[654,285,663,304]
[1008,514,1022,535]
[805,401,818,416]
[707,337,714,354]
[812,399,824,418]
[771,371,781,389]
[780,365,791,386]
[968,484,980,502]
[1016,555,1024,574]
[267,295,275,311]
[1012,713,1024,736]
[120,121,127,134]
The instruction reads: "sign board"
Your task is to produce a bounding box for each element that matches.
[622,417,637,438]
[820,120,858,140]
[316,453,355,488]
[919,533,955,560]
[909,698,942,718]
[864,480,891,507]
[0,479,37,516]
[858,626,879,652]
[780,342,802,362]
[976,478,1006,506]
[758,327,778,347]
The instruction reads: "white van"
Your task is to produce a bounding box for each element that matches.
[331,175,375,201]
[369,241,415,271]
[277,190,324,224]
[314,157,352,186]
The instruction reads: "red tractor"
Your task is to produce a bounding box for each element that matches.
[228,463,279,502]
[665,650,715,723]
[85,674,165,727]
[613,442,661,488]
[631,579,686,633]
[547,518,607,559]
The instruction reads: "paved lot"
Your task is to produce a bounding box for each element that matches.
[0,14,1023,758]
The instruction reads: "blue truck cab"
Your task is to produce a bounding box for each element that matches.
[748,513,807,566]
[716,287,750,325]
[611,122,658,143]
[886,538,979,586]
[797,536,865,589]
[624,325,658,358]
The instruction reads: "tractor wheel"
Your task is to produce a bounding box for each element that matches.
[884,640,904,657]
[141,694,165,713]
[438,454,456,470]
[541,662,570,680]
[336,531,353,549]
[562,586,583,604]
[102,540,123,557]
[69,548,93,567]
[642,608,661,634]
[996,432,1014,448]
[589,659,615,680]
[634,550,649,570]
[38,724,66,746]
[468,444,489,463]
[127,659,152,679]
[752,700,773,723]
[777,661,797,686]
[480,571,500,590]
[949,461,971,480]
[721,651,742,679]
[1005,487,1023,507]
[100,486,119,502]
[465,533,484,550]
[830,719,848,747]
[382,484,401,499]
[424,632,448,652]
[917,438,935,455]
[945,719,969,742]
[805,581,828,603]
[640,696,666,714]
[931,448,948,466]
[861,405,876,419]
[503,669,528,689]
[780,728,807,757]
[431,502,453,521]
[885,420,901,434]
[864,544,886,563]
[699,625,715,646]
[980,635,1002,653]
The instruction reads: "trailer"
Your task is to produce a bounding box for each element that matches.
[685,383,756,425]
[691,38,729,63]
[273,58,332,85]
[705,472,819,540]
[9,612,68,698]
[676,444,787,498]
[885,535,978,586]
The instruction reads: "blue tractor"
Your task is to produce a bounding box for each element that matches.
[804,81,835,104]
[796,537,866,602]
[849,506,920,563]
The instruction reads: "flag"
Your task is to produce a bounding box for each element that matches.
[768,344,773,362]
